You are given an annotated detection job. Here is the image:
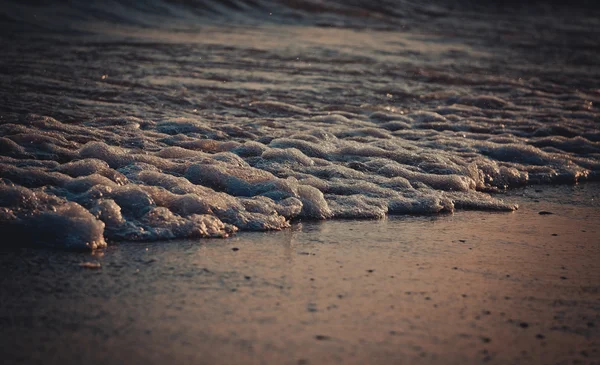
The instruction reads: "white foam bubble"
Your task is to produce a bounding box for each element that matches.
[1,14,598,249]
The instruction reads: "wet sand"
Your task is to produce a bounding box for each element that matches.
[1,183,599,365]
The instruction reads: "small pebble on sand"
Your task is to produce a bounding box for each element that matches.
[79,262,101,269]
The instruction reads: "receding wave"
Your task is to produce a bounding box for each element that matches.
[1,0,599,249]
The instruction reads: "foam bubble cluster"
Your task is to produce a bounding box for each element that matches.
[1,3,599,249]
[1,105,597,250]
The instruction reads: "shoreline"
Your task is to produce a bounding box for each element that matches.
[1,182,598,364]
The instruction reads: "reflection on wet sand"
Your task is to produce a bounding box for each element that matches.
[1,184,598,364]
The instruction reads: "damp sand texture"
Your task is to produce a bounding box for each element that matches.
[0,184,599,364]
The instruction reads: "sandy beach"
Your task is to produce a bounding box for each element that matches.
[1,1,600,364]
[1,182,598,365]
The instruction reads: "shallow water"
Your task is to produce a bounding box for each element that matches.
[1,1,600,249]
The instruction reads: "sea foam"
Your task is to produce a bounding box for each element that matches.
[1,2,598,249]
[2,106,597,250]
